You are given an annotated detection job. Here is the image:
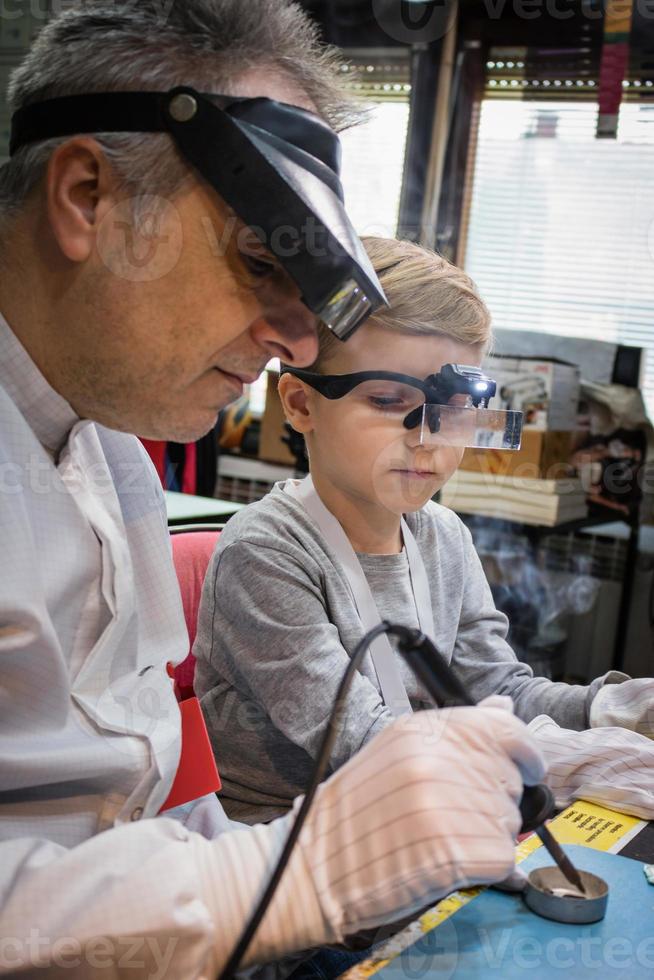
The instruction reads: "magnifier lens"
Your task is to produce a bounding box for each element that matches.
[415,405,522,450]
[317,280,373,340]
[447,393,475,408]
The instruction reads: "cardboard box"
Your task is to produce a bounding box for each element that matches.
[460,429,577,480]
[485,355,581,431]
[258,371,296,465]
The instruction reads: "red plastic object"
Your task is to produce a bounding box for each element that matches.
[171,530,222,700]
[159,696,221,812]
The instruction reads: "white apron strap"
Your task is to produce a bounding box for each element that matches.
[284,476,413,717]
[401,516,436,641]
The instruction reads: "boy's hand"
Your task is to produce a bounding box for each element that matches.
[590,676,654,738]
[530,712,654,819]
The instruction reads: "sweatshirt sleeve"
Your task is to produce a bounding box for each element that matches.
[195,538,394,771]
[449,519,599,729]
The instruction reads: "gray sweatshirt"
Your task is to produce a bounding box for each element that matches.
[194,483,603,825]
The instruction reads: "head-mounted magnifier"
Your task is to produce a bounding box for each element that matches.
[286,362,523,450]
[9,87,387,340]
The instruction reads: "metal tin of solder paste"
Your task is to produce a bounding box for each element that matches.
[524,866,609,924]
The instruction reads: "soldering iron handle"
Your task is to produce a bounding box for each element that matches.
[395,628,556,833]
[401,631,475,708]
[519,783,555,833]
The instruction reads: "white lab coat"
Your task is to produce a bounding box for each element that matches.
[0,314,249,976]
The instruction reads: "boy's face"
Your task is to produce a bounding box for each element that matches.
[303,321,483,515]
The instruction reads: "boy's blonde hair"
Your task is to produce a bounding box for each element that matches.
[311,236,492,371]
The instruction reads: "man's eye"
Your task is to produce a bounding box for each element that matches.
[241,251,278,279]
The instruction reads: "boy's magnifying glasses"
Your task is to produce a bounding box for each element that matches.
[286,363,523,451]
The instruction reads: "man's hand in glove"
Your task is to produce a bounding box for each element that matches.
[203,695,546,973]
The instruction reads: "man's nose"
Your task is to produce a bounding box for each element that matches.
[250,296,320,366]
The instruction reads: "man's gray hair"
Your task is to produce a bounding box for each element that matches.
[0,0,357,228]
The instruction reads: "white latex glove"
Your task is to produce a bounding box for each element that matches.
[590,676,654,738]
[529,713,654,819]
[492,866,528,893]
[200,695,546,974]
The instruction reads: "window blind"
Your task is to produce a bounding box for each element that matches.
[338,51,411,237]
[463,98,654,418]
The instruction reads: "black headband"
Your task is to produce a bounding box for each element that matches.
[10,87,387,339]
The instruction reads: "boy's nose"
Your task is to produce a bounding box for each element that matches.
[403,412,429,449]
[403,424,464,468]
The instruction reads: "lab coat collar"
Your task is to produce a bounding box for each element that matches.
[0,311,79,458]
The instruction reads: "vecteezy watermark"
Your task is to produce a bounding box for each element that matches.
[395,917,460,980]
[201,212,355,262]
[485,0,654,22]
[386,928,654,977]
[97,202,375,284]
[445,458,654,496]
[0,454,155,497]
[478,930,654,971]
[96,195,184,283]
[0,0,50,19]
[371,0,654,40]
[372,0,457,45]
[0,931,178,979]
[200,688,482,748]
[0,0,176,26]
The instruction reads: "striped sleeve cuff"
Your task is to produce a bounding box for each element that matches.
[194,811,332,976]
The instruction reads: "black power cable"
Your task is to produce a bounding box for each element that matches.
[217,622,554,980]
[217,621,391,980]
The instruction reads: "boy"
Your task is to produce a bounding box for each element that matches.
[195,237,654,825]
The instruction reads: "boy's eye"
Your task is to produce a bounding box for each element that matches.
[355,380,424,414]
[368,395,409,411]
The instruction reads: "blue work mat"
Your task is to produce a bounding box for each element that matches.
[377,845,654,978]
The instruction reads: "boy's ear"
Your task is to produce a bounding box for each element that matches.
[278,372,315,434]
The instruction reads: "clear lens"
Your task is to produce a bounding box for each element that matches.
[347,379,426,416]
[317,280,372,340]
[410,405,523,450]
[446,393,475,408]
[344,382,521,450]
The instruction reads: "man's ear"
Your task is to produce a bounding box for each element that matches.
[45,137,117,262]
[278,372,315,434]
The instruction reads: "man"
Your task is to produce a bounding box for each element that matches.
[0,3,545,977]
